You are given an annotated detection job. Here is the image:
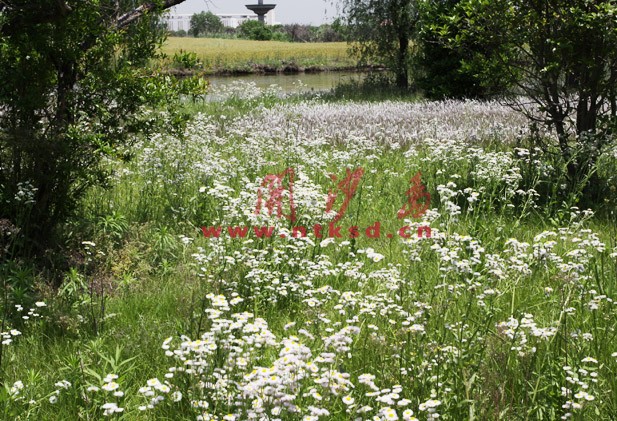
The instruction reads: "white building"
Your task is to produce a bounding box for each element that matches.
[164,14,191,32]
[218,11,276,28]
[162,11,276,32]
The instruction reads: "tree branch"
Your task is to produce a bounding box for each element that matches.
[1,0,188,36]
[116,0,187,29]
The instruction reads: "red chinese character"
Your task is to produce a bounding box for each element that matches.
[255,168,296,222]
[326,167,364,223]
[397,172,430,219]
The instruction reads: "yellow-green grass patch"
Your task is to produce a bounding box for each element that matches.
[161,37,355,73]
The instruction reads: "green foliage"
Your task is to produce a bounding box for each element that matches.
[270,29,290,42]
[169,29,187,37]
[451,0,617,180]
[189,11,224,37]
[279,23,347,42]
[237,20,274,41]
[0,1,207,257]
[415,0,499,99]
[171,49,201,70]
[341,0,420,88]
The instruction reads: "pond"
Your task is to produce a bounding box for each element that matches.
[206,71,367,98]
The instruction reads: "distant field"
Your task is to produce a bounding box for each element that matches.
[161,37,355,74]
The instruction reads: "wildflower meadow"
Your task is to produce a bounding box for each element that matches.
[2,81,617,420]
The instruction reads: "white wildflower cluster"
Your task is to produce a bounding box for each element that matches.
[81,373,126,416]
[14,181,38,205]
[419,396,442,420]
[9,380,25,400]
[1,301,46,345]
[1,328,21,345]
[236,100,528,152]
[137,291,434,420]
[49,379,71,405]
[471,151,522,196]
[496,314,558,356]
[585,290,613,311]
[359,247,386,264]
[561,358,599,419]
[138,377,177,410]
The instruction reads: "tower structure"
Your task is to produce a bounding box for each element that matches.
[245,0,276,24]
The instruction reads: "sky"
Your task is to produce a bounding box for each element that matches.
[169,0,340,25]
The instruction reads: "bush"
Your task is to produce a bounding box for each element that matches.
[171,50,202,70]
[237,20,273,41]
[169,29,187,37]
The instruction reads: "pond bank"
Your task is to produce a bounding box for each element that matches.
[166,63,386,77]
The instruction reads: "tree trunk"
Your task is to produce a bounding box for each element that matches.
[608,65,617,118]
[576,95,598,135]
[396,34,409,88]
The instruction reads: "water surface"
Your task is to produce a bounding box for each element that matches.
[206,71,367,97]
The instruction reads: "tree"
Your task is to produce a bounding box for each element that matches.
[281,24,312,42]
[316,23,346,42]
[238,20,273,41]
[453,0,617,178]
[171,29,188,37]
[415,0,494,99]
[189,11,224,37]
[0,0,206,256]
[340,0,420,88]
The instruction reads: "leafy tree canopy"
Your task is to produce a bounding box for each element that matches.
[451,0,617,178]
[237,20,273,41]
[415,0,495,99]
[339,0,420,88]
[0,0,206,257]
[190,11,224,37]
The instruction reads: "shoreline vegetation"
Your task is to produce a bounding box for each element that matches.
[165,64,383,77]
[160,37,378,76]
